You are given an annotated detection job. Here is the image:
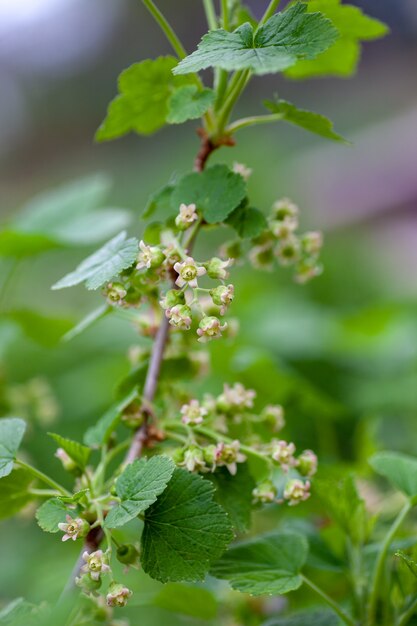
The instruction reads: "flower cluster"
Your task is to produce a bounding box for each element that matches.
[160,253,234,342]
[75,549,133,609]
[240,198,323,283]
[174,440,246,476]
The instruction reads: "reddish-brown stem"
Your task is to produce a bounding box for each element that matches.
[64,129,221,591]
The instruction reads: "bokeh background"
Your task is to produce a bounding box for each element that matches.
[1,0,416,623]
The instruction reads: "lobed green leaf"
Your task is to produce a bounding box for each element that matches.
[0,418,26,478]
[51,231,139,291]
[226,205,267,239]
[210,532,308,595]
[96,57,195,140]
[141,467,233,582]
[370,451,417,500]
[171,164,246,224]
[264,98,347,142]
[35,498,77,533]
[285,0,388,79]
[174,3,338,76]
[208,464,255,533]
[0,469,33,520]
[48,433,91,469]
[167,85,215,124]
[104,456,175,528]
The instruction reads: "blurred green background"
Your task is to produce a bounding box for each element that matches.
[0,0,416,623]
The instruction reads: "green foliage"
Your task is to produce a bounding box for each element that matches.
[62,304,111,342]
[104,456,175,528]
[395,550,417,579]
[152,583,218,620]
[226,205,267,239]
[0,417,26,478]
[167,86,216,124]
[0,175,130,256]
[96,57,195,140]
[171,164,246,224]
[174,4,338,76]
[285,0,388,79]
[210,532,308,594]
[52,231,139,291]
[142,183,175,220]
[314,475,368,545]
[35,498,75,533]
[83,388,139,446]
[48,433,91,469]
[370,451,417,500]
[0,469,33,520]
[263,611,339,626]
[3,310,73,348]
[141,468,233,582]
[208,464,255,532]
[264,98,346,142]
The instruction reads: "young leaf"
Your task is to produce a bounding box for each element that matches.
[167,86,215,124]
[152,583,218,620]
[141,467,233,582]
[314,475,368,545]
[285,0,388,79]
[4,310,73,348]
[226,206,267,239]
[48,433,91,469]
[83,388,139,447]
[210,532,308,595]
[208,464,255,533]
[12,174,130,246]
[0,231,57,258]
[51,231,138,291]
[96,57,194,141]
[174,3,338,76]
[171,165,246,224]
[142,183,175,220]
[0,417,26,478]
[370,451,417,500]
[62,304,112,342]
[0,469,33,520]
[264,99,347,142]
[264,610,339,626]
[35,498,76,533]
[395,551,417,579]
[104,456,175,528]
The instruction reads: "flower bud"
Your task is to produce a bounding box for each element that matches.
[216,383,256,413]
[116,544,139,566]
[178,445,207,473]
[205,257,232,280]
[301,231,323,256]
[270,440,297,472]
[166,304,192,330]
[260,405,285,432]
[232,162,252,181]
[210,284,234,315]
[159,289,185,310]
[270,198,299,222]
[137,240,165,270]
[106,583,133,608]
[283,479,311,506]
[197,316,227,343]
[215,440,246,475]
[203,444,218,471]
[55,448,78,473]
[252,480,277,504]
[76,573,102,593]
[294,260,323,284]
[275,236,301,266]
[249,244,275,271]
[175,203,198,230]
[105,282,127,306]
[297,450,318,477]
